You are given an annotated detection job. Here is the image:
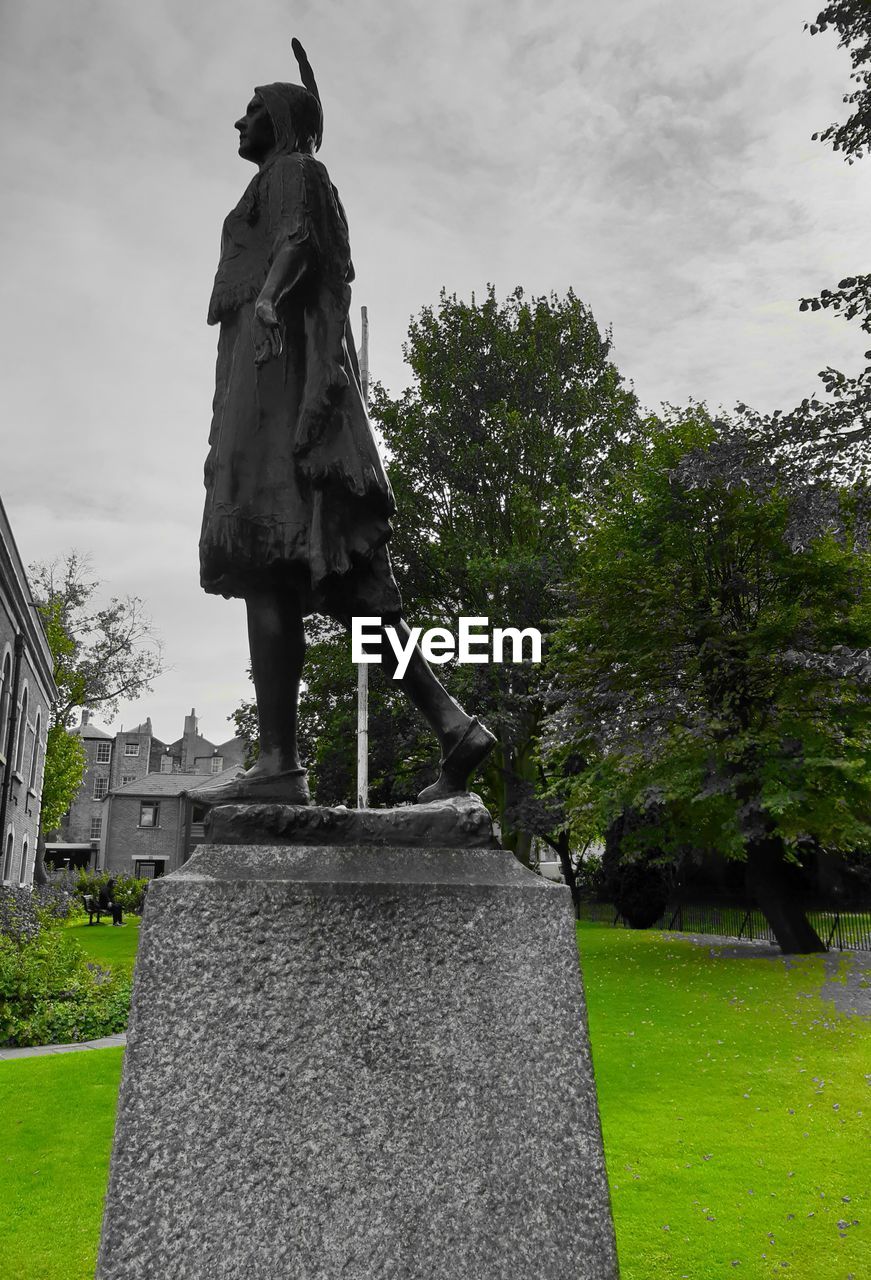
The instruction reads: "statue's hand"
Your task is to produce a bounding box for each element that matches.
[253,298,283,366]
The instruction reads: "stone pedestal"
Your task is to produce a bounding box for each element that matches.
[97,805,617,1279]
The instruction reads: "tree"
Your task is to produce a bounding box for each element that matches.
[29,553,163,882]
[39,724,87,837]
[748,5,871,480]
[545,409,871,953]
[35,601,86,835]
[806,2,871,164]
[30,555,163,728]
[369,284,639,862]
[735,6,871,485]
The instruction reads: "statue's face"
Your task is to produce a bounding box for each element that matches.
[235,95,275,164]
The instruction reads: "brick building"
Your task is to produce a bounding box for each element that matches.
[161,709,241,776]
[45,708,245,876]
[44,713,165,870]
[101,766,243,879]
[0,496,55,888]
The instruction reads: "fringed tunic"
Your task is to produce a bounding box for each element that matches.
[200,152,401,620]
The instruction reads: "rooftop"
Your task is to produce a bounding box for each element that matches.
[72,711,112,740]
[111,767,244,798]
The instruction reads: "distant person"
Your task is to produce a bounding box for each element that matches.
[97,879,112,917]
[99,877,124,926]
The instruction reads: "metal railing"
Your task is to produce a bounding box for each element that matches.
[574,900,871,952]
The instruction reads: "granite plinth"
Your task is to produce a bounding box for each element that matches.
[96,842,618,1279]
[204,792,497,847]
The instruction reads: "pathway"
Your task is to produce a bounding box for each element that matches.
[0,1033,126,1061]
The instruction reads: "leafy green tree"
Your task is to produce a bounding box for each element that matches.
[39,724,87,837]
[35,596,87,835]
[369,284,639,861]
[545,409,871,953]
[29,553,163,882]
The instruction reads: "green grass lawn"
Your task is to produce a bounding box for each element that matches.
[578,924,870,1280]
[0,1049,123,1280]
[64,916,141,975]
[0,923,867,1278]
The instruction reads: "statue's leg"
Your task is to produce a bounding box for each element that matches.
[246,588,306,774]
[187,587,310,806]
[378,615,497,802]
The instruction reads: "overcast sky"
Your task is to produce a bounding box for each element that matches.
[1,0,868,745]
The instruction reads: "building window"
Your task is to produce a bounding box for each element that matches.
[19,837,28,886]
[14,686,28,772]
[3,832,13,881]
[93,776,108,800]
[90,816,102,840]
[122,775,136,786]
[95,741,111,763]
[139,801,159,828]
[28,710,41,790]
[124,741,140,757]
[160,754,173,774]
[0,651,11,755]
[210,755,223,774]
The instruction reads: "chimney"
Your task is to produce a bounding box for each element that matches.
[182,708,198,773]
[81,710,90,727]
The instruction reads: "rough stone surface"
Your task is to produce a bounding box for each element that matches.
[205,792,497,848]
[97,843,618,1279]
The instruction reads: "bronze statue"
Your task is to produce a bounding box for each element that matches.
[199,39,495,805]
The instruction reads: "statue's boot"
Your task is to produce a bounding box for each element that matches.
[190,765,311,806]
[417,717,497,804]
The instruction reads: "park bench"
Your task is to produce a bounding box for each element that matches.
[82,893,109,925]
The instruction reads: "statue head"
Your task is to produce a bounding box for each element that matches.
[236,38,323,165]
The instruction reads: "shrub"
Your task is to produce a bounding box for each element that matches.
[613,860,670,929]
[8,967,132,1046]
[35,874,81,922]
[0,915,132,1047]
[0,886,41,945]
[602,807,673,927]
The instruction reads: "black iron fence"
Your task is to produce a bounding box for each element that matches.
[575,900,871,952]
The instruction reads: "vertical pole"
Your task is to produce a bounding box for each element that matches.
[359,305,370,407]
[357,661,369,810]
[357,306,370,810]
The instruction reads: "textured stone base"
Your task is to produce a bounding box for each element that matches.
[97,843,617,1279]
[205,792,497,848]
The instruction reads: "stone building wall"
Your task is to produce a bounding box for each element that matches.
[0,497,55,887]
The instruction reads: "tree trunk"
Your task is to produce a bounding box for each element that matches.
[505,828,533,869]
[498,738,535,869]
[745,833,826,953]
[32,829,48,886]
[552,831,580,915]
